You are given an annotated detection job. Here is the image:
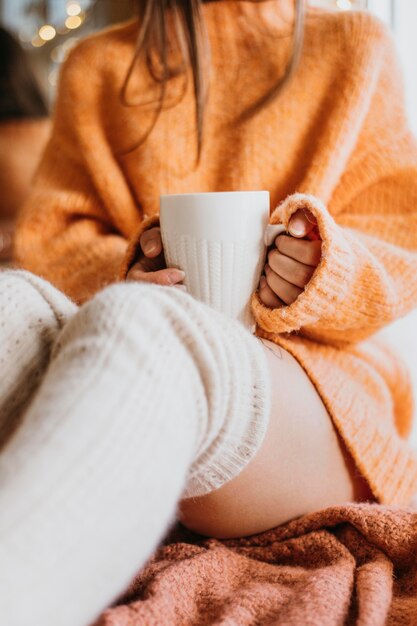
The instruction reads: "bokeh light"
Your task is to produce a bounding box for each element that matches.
[65,15,83,30]
[66,3,82,17]
[39,25,57,41]
[31,36,46,48]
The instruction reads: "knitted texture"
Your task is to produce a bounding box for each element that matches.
[14,2,417,503]
[96,503,417,626]
[0,270,76,443]
[0,276,270,626]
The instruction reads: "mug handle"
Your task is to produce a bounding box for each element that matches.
[263,224,286,247]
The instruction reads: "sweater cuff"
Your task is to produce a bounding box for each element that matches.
[251,193,352,336]
[119,215,160,280]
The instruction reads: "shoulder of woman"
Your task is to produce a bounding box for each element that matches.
[306,7,395,68]
[59,18,139,87]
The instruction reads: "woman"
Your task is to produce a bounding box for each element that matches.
[1,0,416,624]
[0,26,50,262]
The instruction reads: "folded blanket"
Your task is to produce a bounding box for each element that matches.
[95,503,417,625]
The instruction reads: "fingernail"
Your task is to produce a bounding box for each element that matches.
[168,269,185,284]
[146,244,157,255]
[290,219,305,236]
[174,285,187,292]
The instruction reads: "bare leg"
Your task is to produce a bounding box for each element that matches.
[0,276,370,624]
[179,339,372,538]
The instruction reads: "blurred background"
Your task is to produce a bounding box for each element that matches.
[1,1,416,128]
[0,1,134,102]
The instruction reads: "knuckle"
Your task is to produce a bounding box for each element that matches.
[303,249,313,265]
[275,236,285,252]
[282,292,294,305]
[260,287,276,308]
[278,282,295,305]
[296,241,311,265]
[277,235,293,257]
[265,274,280,298]
[128,271,143,282]
[304,248,318,267]
[279,290,290,304]
[259,289,268,305]
[296,265,311,285]
[158,271,172,285]
[267,248,279,267]
[147,274,163,286]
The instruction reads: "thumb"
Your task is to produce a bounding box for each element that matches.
[288,209,317,238]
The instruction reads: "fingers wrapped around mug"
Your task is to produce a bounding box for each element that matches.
[258,275,285,308]
[263,263,304,306]
[140,226,163,258]
[127,262,185,288]
[258,228,322,308]
[128,225,167,276]
[126,225,186,289]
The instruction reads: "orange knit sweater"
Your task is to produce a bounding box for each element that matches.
[15,1,417,505]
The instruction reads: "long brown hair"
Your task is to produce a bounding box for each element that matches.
[122,0,304,161]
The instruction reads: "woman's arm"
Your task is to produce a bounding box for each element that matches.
[252,22,417,347]
[252,181,417,347]
[14,39,139,303]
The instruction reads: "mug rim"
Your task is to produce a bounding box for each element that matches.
[160,190,269,199]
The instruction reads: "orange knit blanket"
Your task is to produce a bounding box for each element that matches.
[96,504,417,626]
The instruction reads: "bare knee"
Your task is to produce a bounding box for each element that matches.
[179,340,372,539]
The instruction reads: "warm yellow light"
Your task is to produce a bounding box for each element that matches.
[66,2,82,17]
[31,36,46,48]
[39,24,57,41]
[336,0,352,8]
[65,15,83,29]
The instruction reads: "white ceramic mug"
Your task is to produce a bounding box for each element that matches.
[160,191,272,330]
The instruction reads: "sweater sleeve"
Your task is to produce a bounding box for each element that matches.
[252,21,417,347]
[14,40,141,304]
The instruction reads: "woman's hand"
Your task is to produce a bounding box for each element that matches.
[126,226,185,288]
[259,209,322,308]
